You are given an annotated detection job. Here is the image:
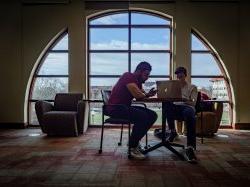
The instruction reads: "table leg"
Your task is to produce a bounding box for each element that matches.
[162,102,167,141]
[143,101,185,160]
[201,111,203,144]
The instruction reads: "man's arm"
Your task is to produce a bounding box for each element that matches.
[127,83,146,99]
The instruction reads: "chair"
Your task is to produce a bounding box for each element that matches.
[99,90,148,158]
[196,100,223,137]
[35,93,85,137]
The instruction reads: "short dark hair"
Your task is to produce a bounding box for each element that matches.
[135,61,152,72]
[175,66,187,76]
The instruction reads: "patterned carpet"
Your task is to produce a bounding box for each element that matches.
[0,127,249,187]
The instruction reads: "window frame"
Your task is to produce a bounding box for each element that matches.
[87,10,173,126]
[27,31,69,126]
[191,30,233,127]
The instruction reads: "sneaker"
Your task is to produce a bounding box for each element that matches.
[130,146,146,160]
[154,128,162,139]
[127,142,145,153]
[184,146,197,163]
[154,129,170,139]
[167,131,178,142]
[137,143,146,153]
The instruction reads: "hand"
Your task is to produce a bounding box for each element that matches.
[146,88,157,97]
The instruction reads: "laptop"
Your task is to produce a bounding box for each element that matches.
[156,80,182,99]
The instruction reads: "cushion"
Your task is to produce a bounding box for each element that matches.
[54,93,82,111]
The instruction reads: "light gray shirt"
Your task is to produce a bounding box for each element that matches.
[174,82,198,111]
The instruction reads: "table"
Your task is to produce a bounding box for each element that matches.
[135,97,188,160]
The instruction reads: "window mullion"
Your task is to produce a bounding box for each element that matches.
[128,11,131,73]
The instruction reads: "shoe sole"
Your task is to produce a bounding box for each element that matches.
[130,155,146,160]
[187,159,198,164]
[184,155,197,163]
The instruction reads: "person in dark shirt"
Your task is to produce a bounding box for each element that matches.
[107,61,157,160]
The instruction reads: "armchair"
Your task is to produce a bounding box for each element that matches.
[196,101,223,136]
[176,92,224,137]
[35,93,85,137]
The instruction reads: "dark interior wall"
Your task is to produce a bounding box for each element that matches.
[239,1,250,123]
[0,2,22,123]
[0,0,249,127]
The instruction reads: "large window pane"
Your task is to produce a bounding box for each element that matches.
[29,102,39,126]
[191,34,208,51]
[192,78,230,126]
[90,13,128,25]
[191,31,232,127]
[90,53,128,75]
[191,78,228,100]
[210,78,229,100]
[131,13,170,25]
[221,103,230,125]
[90,78,118,100]
[131,53,170,75]
[89,102,103,125]
[192,78,213,97]
[29,31,68,126]
[32,78,68,100]
[90,78,119,126]
[192,54,222,76]
[51,34,68,50]
[38,53,68,75]
[90,28,128,50]
[88,11,172,126]
[131,28,170,50]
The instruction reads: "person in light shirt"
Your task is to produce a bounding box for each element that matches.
[164,66,198,163]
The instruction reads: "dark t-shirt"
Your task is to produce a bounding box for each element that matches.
[108,72,142,110]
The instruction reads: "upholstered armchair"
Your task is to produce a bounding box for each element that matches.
[35,93,85,137]
[195,101,223,136]
[176,101,223,137]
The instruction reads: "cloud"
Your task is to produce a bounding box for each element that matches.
[91,40,128,50]
[131,42,168,50]
[91,14,127,25]
[91,40,168,50]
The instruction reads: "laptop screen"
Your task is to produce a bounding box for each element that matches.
[156,80,182,99]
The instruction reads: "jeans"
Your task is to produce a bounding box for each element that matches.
[164,102,196,148]
[109,106,157,148]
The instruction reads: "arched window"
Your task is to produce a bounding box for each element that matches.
[28,31,69,125]
[191,31,232,126]
[88,11,172,125]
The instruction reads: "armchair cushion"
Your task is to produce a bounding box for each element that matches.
[54,93,83,111]
[35,101,53,133]
[43,111,78,136]
[77,100,86,134]
[196,112,217,136]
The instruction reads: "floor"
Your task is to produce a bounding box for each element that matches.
[0,127,249,187]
